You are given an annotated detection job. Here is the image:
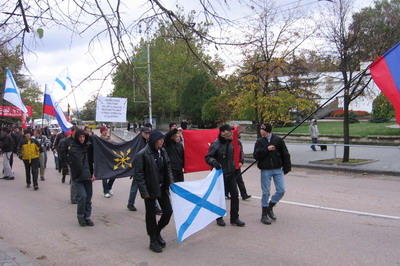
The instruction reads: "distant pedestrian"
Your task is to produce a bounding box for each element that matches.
[253,123,291,225]
[34,128,51,181]
[18,130,40,190]
[50,129,60,170]
[180,119,188,130]
[309,119,319,151]
[1,128,15,180]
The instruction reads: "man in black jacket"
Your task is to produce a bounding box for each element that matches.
[205,124,245,227]
[134,130,174,253]
[253,123,291,225]
[68,129,95,227]
[127,126,150,212]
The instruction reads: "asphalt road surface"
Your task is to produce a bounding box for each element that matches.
[0,155,399,266]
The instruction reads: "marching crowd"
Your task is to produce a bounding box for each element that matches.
[0,121,291,253]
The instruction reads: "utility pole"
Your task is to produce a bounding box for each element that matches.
[147,41,153,125]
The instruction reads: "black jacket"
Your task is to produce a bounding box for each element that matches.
[205,135,235,175]
[68,132,92,182]
[1,134,15,153]
[164,129,184,171]
[11,132,21,153]
[253,134,291,174]
[134,145,174,199]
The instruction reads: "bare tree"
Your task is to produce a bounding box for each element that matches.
[232,0,317,137]
[319,0,372,162]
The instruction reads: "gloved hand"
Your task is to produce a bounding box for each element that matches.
[214,163,222,170]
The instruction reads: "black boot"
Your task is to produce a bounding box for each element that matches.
[149,235,162,253]
[267,202,277,221]
[261,207,271,225]
[61,175,66,183]
[156,232,166,248]
[78,217,86,227]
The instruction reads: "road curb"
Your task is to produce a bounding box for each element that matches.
[0,239,41,266]
[244,158,400,176]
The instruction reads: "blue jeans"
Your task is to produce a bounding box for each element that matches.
[128,178,138,205]
[260,169,285,207]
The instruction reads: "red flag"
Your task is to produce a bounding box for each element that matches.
[370,42,400,124]
[182,128,240,173]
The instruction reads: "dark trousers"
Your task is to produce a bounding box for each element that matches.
[75,180,93,219]
[102,178,116,194]
[172,169,184,182]
[144,190,173,237]
[235,169,248,197]
[24,158,39,187]
[225,173,239,221]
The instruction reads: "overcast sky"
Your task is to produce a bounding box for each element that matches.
[22,0,375,112]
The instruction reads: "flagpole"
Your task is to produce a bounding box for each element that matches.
[239,67,370,177]
[1,69,6,126]
[41,84,47,130]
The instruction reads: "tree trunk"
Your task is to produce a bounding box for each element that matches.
[254,90,261,139]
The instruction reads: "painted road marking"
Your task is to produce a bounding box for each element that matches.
[251,196,400,220]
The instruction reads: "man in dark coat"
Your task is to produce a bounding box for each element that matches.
[205,124,245,227]
[68,129,95,226]
[164,128,184,182]
[134,130,174,253]
[127,126,150,211]
[10,127,22,169]
[253,123,291,225]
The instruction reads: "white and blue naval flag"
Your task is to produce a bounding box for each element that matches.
[54,68,72,91]
[170,168,226,242]
[4,68,28,113]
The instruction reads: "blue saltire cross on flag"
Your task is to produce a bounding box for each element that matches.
[170,168,226,242]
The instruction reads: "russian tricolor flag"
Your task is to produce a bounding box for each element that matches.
[43,87,72,133]
[370,42,400,125]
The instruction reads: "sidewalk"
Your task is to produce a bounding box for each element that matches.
[0,239,40,266]
[113,129,400,176]
[242,141,400,176]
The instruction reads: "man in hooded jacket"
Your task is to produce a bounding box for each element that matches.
[68,129,95,227]
[164,128,184,182]
[134,130,174,253]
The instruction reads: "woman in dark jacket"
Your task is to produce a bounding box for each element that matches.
[134,130,174,253]
[164,128,184,182]
[68,129,95,227]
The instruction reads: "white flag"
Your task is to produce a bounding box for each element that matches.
[4,68,28,114]
[170,168,226,242]
[54,68,72,91]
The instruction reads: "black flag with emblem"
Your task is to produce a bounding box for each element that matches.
[92,135,143,179]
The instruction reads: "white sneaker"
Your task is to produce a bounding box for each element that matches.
[104,193,111,198]
[109,190,113,196]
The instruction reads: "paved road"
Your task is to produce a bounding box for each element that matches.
[0,150,399,265]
